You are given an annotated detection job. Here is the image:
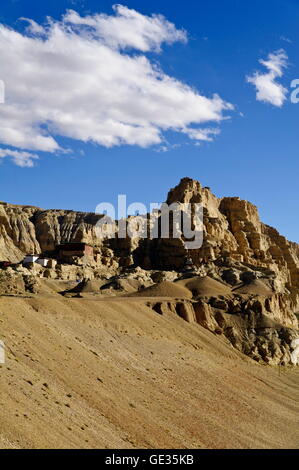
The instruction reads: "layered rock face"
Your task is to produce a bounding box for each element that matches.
[0,177,298,365]
[1,177,299,289]
[158,178,299,292]
[0,203,105,262]
[145,295,299,366]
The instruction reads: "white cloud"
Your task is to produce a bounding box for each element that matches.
[182,127,221,141]
[247,49,288,107]
[19,17,46,35]
[0,5,233,166]
[0,148,38,167]
[63,5,188,52]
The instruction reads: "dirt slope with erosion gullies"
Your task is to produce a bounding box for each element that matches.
[0,295,298,449]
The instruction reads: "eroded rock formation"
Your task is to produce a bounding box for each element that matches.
[0,177,298,365]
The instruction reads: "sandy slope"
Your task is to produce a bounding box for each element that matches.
[0,294,298,449]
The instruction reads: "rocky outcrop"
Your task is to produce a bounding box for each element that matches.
[0,203,106,262]
[160,178,299,292]
[0,177,298,365]
[1,177,299,293]
[145,295,299,366]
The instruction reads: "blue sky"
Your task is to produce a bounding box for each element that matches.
[0,0,299,242]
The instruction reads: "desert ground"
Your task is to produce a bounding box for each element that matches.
[0,280,298,449]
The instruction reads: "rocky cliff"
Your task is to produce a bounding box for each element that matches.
[1,177,298,291]
[1,178,299,365]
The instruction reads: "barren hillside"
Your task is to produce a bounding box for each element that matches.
[1,178,298,449]
[0,294,298,449]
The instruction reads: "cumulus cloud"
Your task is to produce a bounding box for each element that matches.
[63,5,188,52]
[0,5,233,166]
[247,50,288,107]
